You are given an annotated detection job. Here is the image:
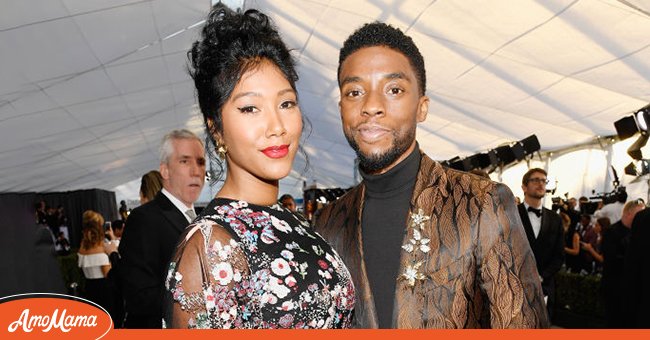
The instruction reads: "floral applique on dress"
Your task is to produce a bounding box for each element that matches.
[164,198,355,328]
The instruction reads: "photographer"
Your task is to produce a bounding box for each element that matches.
[554,196,580,231]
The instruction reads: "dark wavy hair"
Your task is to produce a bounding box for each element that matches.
[338,22,426,96]
[188,4,305,183]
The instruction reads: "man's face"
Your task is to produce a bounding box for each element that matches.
[281,198,296,212]
[160,138,206,207]
[338,46,428,174]
[569,198,577,209]
[522,172,547,200]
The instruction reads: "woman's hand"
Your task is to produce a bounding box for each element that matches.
[103,240,118,255]
[105,226,116,241]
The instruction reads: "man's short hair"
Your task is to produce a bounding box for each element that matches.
[338,22,426,96]
[159,129,203,164]
[279,194,294,202]
[623,199,645,214]
[522,168,547,185]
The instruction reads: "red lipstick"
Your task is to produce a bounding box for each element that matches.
[261,145,289,159]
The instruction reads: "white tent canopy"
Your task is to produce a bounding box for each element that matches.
[2,0,649,203]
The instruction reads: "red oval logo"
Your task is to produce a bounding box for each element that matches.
[0,293,112,340]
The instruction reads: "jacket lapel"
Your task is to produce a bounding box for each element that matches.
[393,153,444,328]
[518,204,536,246]
[341,185,379,328]
[154,191,189,234]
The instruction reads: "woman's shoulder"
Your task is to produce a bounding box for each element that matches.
[181,216,238,248]
[77,252,109,266]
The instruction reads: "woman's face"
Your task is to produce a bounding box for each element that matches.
[219,60,302,183]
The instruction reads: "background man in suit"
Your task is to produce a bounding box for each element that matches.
[314,22,548,328]
[624,206,650,328]
[118,129,205,328]
[602,199,644,328]
[517,168,564,319]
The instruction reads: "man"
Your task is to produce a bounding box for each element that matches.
[602,199,645,328]
[118,129,206,328]
[576,213,593,239]
[624,205,650,328]
[279,193,297,212]
[517,169,564,317]
[314,22,548,328]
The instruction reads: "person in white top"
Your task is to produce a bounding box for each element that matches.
[78,210,113,314]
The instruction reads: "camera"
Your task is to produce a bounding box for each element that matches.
[590,186,627,206]
[550,193,569,212]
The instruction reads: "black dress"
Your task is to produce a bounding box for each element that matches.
[163,198,355,328]
[563,225,582,273]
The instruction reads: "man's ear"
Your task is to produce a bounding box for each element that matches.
[417,95,429,123]
[160,162,169,180]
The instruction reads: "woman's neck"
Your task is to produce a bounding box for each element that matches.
[218,173,279,206]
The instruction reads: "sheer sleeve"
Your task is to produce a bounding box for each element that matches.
[164,221,250,328]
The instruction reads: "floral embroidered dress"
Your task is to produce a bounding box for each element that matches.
[163,198,355,328]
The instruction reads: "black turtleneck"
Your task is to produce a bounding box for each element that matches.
[360,144,421,328]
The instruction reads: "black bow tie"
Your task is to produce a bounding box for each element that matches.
[527,206,542,218]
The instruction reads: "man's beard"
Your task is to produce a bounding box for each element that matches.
[345,126,415,173]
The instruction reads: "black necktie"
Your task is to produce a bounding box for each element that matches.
[527,206,542,218]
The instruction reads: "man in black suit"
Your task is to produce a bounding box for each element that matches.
[624,206,650,328]
[118,129,206,328]
[602,199,644,328]
[517,168,564,319]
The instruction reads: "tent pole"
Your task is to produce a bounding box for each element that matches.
[604,143,614,193]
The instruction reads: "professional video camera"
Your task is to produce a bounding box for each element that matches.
[590,186,627,205]
[551,193,569,212]
[583,166,627,214]
[589,165,627,207]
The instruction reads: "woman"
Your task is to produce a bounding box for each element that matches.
[78,210,114,316]
[561,212,581,273]
[139,170,163,204]
[163,4,354,329]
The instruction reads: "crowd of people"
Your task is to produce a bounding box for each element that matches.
[30,2,649,330]
[34,200,70,254]
[543,189,648,328]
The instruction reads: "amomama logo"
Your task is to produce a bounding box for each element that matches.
[0,293,112,339]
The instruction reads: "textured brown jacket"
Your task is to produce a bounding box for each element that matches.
[313,153,549,328]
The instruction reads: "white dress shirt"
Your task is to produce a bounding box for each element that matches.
[524,202,543,238]
[161,188,195,223]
